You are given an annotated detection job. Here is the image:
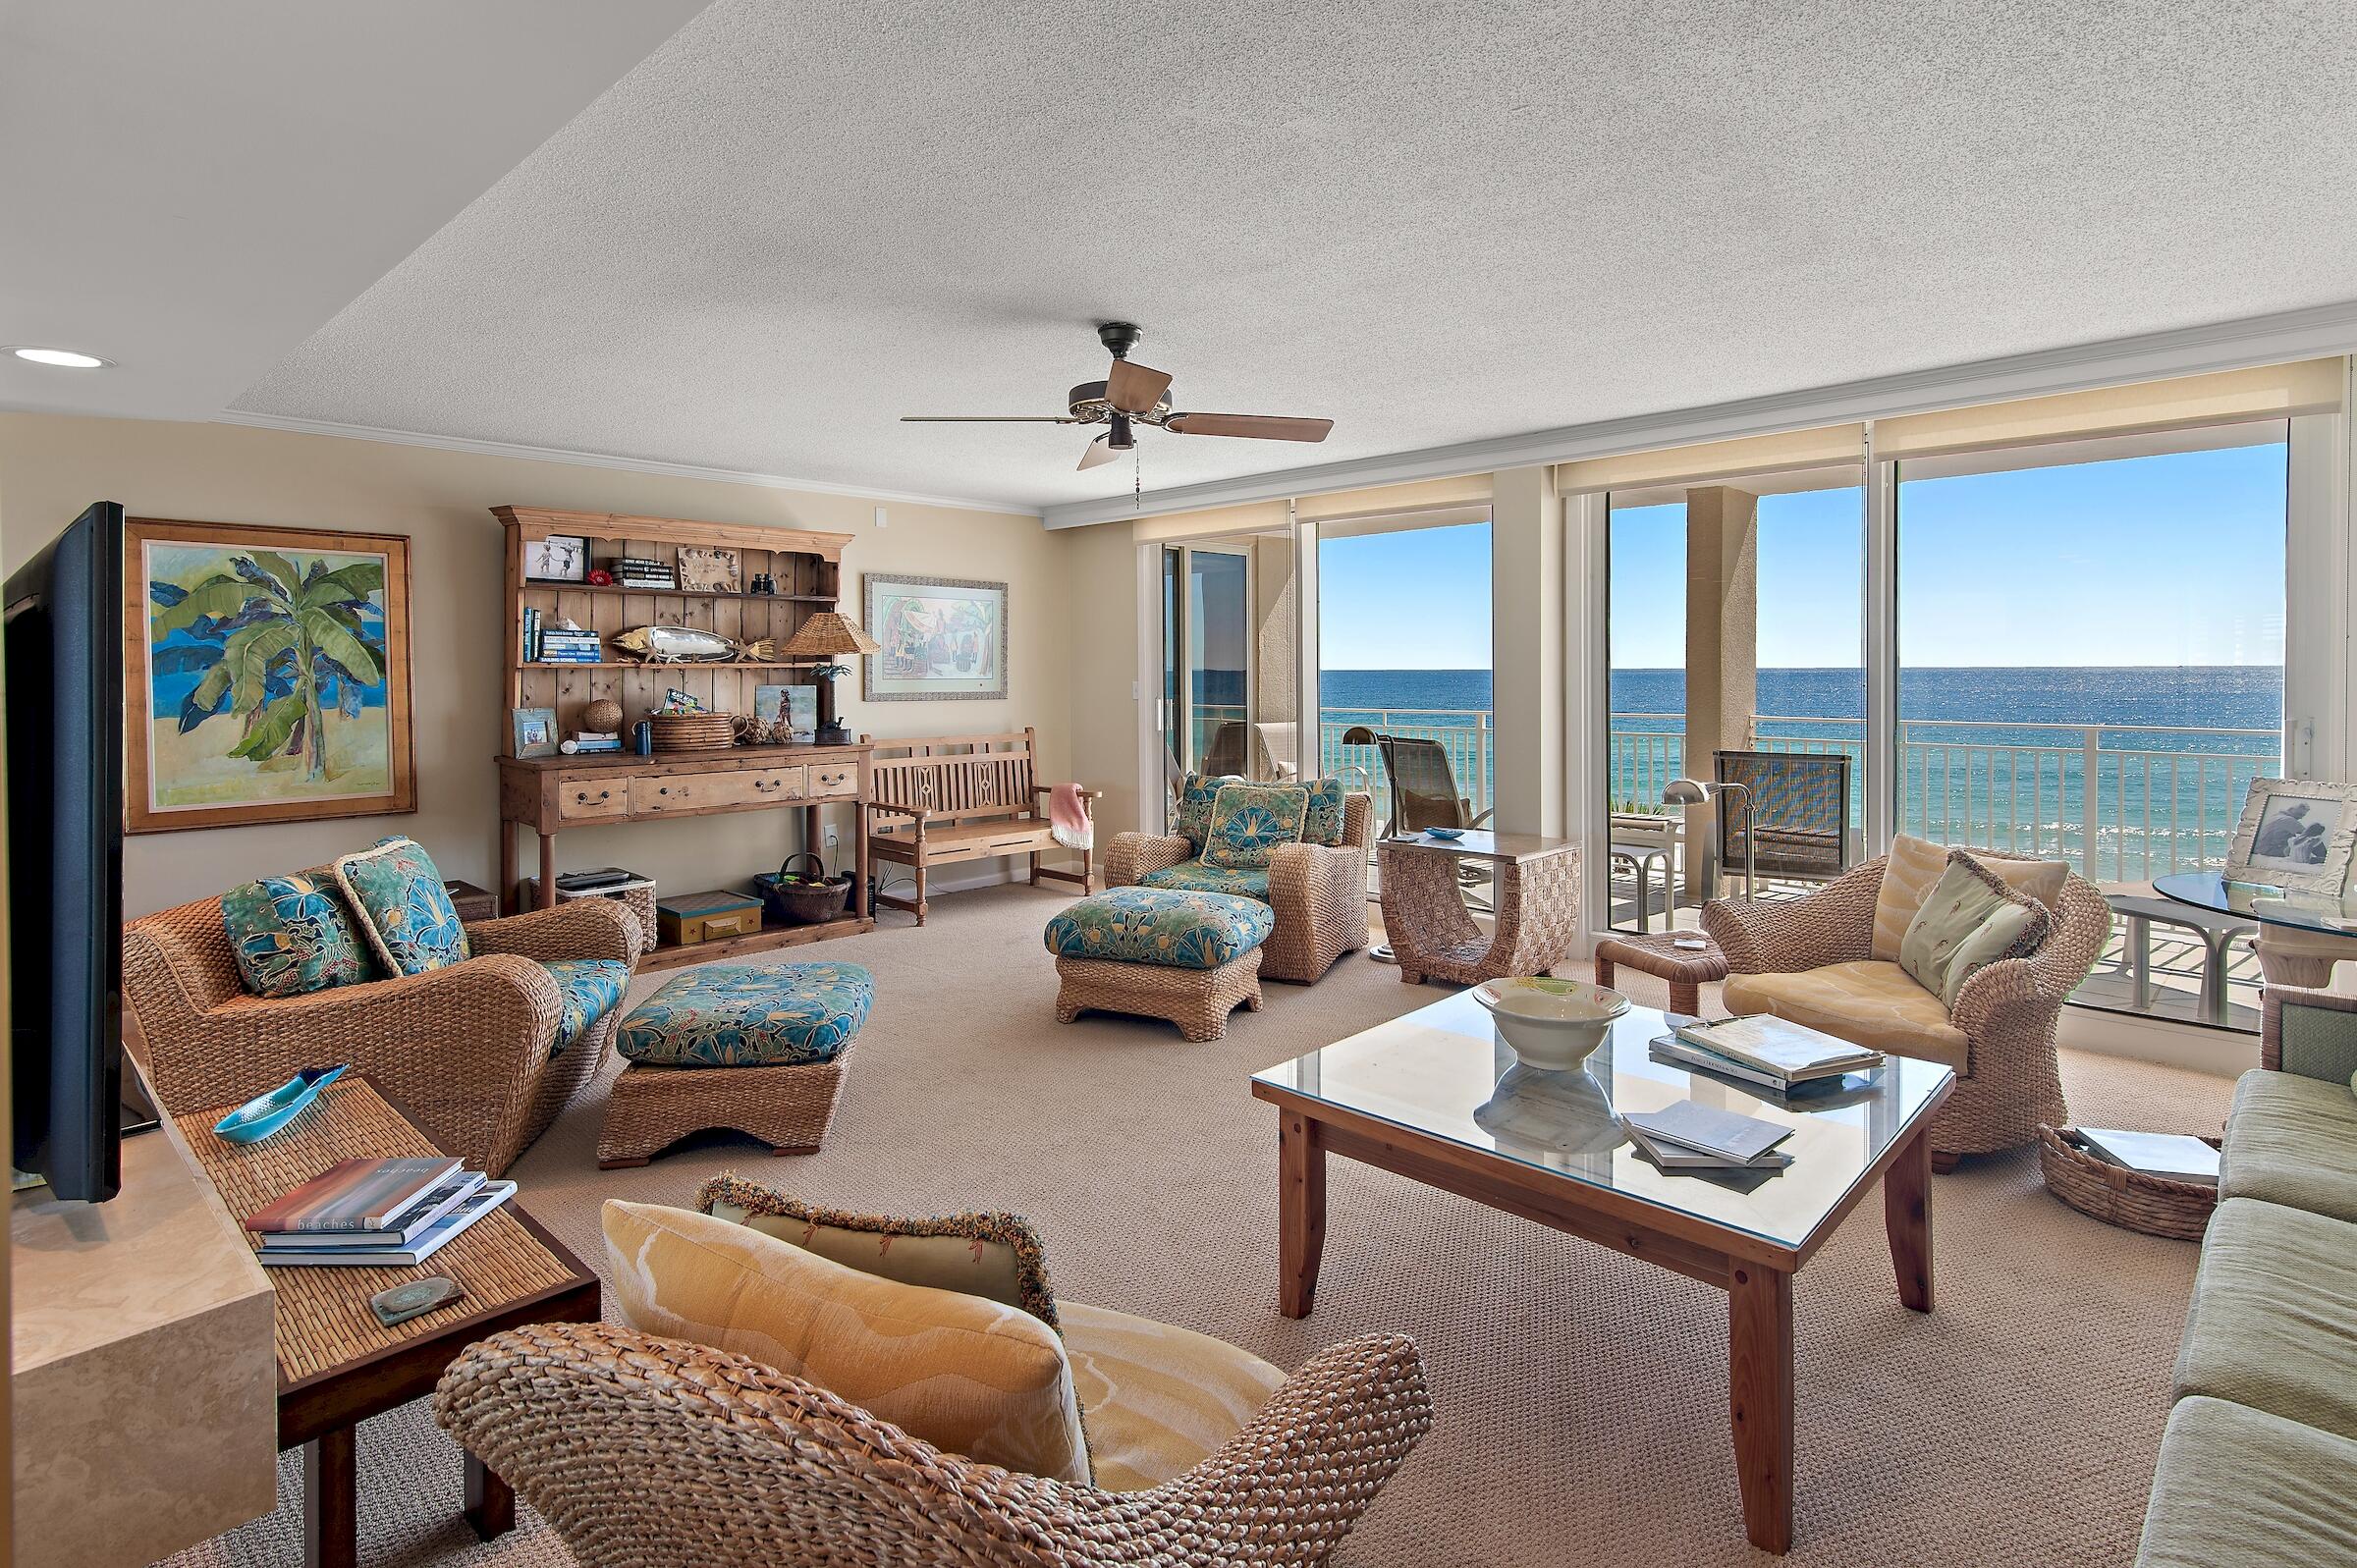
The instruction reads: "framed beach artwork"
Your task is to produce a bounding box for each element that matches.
[124,518,415,834]
[2224,778,2357,894]
[863,573,1007,701]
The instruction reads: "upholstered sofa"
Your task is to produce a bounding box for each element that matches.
[1107,789,1373,984]
[2133,985,2357,1566]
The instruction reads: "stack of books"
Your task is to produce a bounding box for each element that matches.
[2075,1127,2220,1185]
[1651,1014,1885,1095]
[1620,1100,1795,1174]
[615,557,676,590]
[567,730,623,754]
[537,626,605,664]
[243,1156,516,1268]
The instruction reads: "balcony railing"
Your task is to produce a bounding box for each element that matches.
[1319,708,1494,829]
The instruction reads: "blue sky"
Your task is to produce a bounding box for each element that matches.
[1314,442,2288,671]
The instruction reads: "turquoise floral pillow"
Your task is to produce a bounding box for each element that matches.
[220,873,375,998]
[1174,772,1245,850]
[1200,784,1310,871]
[333,837,470,976]
[1301,778,1347,847]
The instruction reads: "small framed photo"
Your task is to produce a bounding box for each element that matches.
[511,706,559,760]
[2225,778,2357,893]
[677,545,741,594]
[522,534,588,582]
[753,683,819,741]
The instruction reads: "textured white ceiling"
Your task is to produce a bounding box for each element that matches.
[231,0,2357,512]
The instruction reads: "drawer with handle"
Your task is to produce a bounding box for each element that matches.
[557,780,630,821]
[807,763,860,800]
[638,769,805,814]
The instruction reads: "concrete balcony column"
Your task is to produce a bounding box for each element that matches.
[1682,484,1759,898]
[1490,465,1563,837]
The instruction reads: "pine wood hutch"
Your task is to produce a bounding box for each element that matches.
[493,506,876,970]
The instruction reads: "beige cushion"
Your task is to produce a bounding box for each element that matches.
[1722,961,1968,1069]
[1897,854,2050,1008]
[601,1200,1091,1484]
[1871,835,2067,961]
[1060,1298,1285,1492]
[2169,1197,2357,1441]
[2220,1068,2357,1224]
[2135,1395,2357,1568]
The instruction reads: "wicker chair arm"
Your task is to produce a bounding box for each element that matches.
[1267,839,1370,906]
[1030,783,1105,800]
[466,897,637,964]
[1106,832,1192,887]
[1702,857,1886,975]
[1341,790,1375,848]
[1949,875,2109,1035]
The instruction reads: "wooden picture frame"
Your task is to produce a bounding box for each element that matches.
[676,545,741,594]
[862,572,1008,701]
[125,518,416,834]
[2224,778,2357,894]
[511,707,560,760]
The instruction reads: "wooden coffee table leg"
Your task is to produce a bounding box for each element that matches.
[1279,1110,1327,1319]
[1727,1263,1794,1554]
[465,1451,517,1541]
[1885,1123,1935,1313]
[303,1426,358,1568]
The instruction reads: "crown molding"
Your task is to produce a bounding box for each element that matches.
[210,410,1041,518]
[1039,298,2357,529]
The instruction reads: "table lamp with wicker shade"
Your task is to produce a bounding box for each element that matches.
[782,612,881,744]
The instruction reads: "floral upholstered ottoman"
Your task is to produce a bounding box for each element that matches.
[1044,888,1273,1042]
[596,961,872,1168]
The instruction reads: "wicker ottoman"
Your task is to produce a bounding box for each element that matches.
[1045,888,1273,1042]
[597,961,872,1169]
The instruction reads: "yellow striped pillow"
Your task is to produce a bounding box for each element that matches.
[1872,835,2066,961]
[601,1200,1090,1484]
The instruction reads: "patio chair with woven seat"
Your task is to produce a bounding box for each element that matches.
[1714,749,1853,894]
[1352,729,1494,912]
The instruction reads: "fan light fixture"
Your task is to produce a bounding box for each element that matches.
[10,346,109,368]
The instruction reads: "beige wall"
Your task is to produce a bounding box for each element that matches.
[0,415,1072,918]
[1062,518,1147,836]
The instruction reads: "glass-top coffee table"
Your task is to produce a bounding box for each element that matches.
[1249,991,1955,1554]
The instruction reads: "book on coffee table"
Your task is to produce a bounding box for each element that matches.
[243,1156,463,1235]
[1673,1015,1883,1081]
[1622,1117,1795,1171]
[1622,1099,1795,1165]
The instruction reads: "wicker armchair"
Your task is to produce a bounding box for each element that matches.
[1106,792,1373,983]
[435,1320,1431,1568]
[123,894,637,1175]
[1702,851,2110,1165]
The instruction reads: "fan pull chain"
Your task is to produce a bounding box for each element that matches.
[1134,445,1142,510]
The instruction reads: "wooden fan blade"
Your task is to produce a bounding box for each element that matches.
[1105,359,1173,414]
[900,414,1086,423]
[1077,434,1120,470]
[1164,412,1334,442]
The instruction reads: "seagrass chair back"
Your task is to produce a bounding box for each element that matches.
[1714,749,1852,884]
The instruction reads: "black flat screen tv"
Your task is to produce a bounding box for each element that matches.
[7,501,126,1202]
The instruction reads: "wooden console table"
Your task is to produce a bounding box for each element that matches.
[498,741,875,971]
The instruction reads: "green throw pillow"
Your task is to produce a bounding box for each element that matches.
[333,837,470,977]
[1301,777,1347,847]
[1174,771,1244,850]
[220,872,375,998]
[1898,852,2053,1008]
[1200,784,1310,871]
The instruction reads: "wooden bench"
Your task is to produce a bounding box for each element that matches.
[866,728,1097,926]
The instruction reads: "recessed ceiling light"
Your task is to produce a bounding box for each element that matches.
[9,347,110,369]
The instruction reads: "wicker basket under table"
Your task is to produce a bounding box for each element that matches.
[597,1054,852,1169]
[520,874,658,956]
[2036,1123,2220,1241]
[1054,949,1264,1042]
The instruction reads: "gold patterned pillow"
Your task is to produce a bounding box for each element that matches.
[1872,835,2066,960]
[601,1200,1091,1484]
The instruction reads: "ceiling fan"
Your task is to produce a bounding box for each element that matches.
[901,321,1334,472]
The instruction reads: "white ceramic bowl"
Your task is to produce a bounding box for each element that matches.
[1473,978,1629,1070]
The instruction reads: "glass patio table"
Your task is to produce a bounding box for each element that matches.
[2154,870,2357,936]
[1250,990,1954,1554]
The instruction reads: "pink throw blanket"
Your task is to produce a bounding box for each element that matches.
[1049,782,1093,851]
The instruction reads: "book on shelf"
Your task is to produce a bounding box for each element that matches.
[256,1180,517,1268]
[2076,1127,2220,1185]
[1672,1014,1883,1081]
[572,730,620,742]
[1621,1100,1794,1165]
[521,605,540,661]
[1621,1116,1794,1171]
[244,1156,463,1235]
[568,738,623,753]
[255,1170,485,1250]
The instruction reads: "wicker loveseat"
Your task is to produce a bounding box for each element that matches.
[1702,849,2110,1165]
[436,1320,1431,1567]
[124,893,636,1175]
[1106,791,1373,983]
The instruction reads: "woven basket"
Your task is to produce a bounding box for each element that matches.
[520,875,659,956]
[2036,1123,2220,1241]
[649,713,740,753]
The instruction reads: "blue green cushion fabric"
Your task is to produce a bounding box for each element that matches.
[619,961,873,1068]
[1043,888,1273,970]
[1174,772,1245,850]
[541,958,631,1054]
[1139,860,1272,901]
[1200,784,1310,871]
[333,838,469,977]
[221,873,375,998]
[1301,778,1347,847]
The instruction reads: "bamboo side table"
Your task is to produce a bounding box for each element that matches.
[179,1076,599,1568]
[1376,831,1583,985]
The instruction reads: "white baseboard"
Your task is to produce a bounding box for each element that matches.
[2057,1004,2256,1079]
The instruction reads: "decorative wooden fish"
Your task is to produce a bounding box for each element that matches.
[610,625,777,664]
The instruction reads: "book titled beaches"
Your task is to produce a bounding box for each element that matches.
[244,1157,461,1235]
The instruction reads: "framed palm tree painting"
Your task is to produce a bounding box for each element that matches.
[124,518,416,833]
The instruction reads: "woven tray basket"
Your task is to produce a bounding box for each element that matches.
[2036,1123,2220,1241]
[648,713,740,753]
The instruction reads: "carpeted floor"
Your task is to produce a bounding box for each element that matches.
[163,884,2235,1568]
